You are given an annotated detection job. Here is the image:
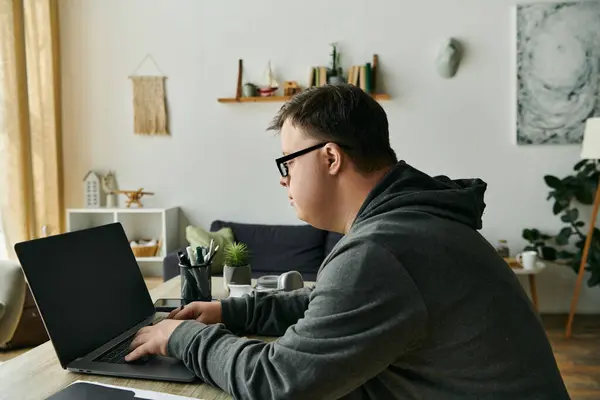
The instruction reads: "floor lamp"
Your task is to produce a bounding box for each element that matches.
[565,117,600,338]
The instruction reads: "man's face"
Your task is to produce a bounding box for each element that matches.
[279,120,331,227]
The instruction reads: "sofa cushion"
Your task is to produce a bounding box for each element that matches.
[186,226,234,274]
[325,232,344,257]
[210,220,327,276]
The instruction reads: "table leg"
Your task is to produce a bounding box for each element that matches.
[529,275,538,311]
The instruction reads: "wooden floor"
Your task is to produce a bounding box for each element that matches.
[544,314,600,399]
[1,304,598,398]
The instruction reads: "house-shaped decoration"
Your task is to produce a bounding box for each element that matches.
[283,81,301,96]
[83,171,101,208]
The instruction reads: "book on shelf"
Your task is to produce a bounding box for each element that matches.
[308,66,331,88]
[308,62,378,94]
[346,63,374,93]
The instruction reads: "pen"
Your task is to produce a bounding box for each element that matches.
[177,251,190,267]
[186,246,197,266]
[207,245,219,265]
[196,246,205,266]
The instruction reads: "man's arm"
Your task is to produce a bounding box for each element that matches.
[167,240,428,400]
[220,286,312,336]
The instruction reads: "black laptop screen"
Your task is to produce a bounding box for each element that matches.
[14,223,155,368]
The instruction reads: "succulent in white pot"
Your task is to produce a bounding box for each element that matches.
[222,242,252,291]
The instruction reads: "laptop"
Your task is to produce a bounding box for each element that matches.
[13,222,196,383]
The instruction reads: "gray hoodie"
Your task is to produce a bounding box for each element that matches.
[167,161,569,399]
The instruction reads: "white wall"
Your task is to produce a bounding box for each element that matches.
[59,0,600,313]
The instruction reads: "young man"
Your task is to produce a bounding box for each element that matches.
[126,84,569,399]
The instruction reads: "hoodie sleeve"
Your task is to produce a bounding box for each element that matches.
[219,286,312,336]
[167,240,428,400]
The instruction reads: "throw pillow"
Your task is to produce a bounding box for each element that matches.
[185,225,234,274]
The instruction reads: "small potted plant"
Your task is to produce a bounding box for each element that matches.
[222,242,252,290]
[327,43,345,85]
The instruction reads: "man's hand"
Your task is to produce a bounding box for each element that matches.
[167,301,222,324]
[125,319,184,362]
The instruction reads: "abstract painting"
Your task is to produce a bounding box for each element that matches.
[516,2,600,145]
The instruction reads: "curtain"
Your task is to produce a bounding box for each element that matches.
[0,0,63,260]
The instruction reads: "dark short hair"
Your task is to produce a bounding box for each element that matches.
[267,84,397,173]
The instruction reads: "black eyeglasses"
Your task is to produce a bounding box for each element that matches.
[275,143,328,178]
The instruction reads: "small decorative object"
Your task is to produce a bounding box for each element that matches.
[227,284,254,298]
[283,81,301,96]
[258,60,279,97]
[327,43,345,85]
[101,171,118,208]
[83,171,101,208]
[243,82,258,97]
[222,242,252,293]
[113,188,154,208]
[516,2,600,145]
[495,240,510,258]
[129,54,169,135]
[435,37,462,79]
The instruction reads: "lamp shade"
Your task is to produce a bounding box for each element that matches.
[581,117,600,159]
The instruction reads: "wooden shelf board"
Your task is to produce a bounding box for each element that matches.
[218,93,390,103]
[136,256,163,262]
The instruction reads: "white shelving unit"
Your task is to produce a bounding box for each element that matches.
[66,207,180,277]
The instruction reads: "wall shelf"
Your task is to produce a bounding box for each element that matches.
[219,55,390,104]
[218,93,390,103]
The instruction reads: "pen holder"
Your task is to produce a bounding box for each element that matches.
[180,262,212,304]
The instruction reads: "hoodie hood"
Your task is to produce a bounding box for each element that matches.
[355,161,487,230]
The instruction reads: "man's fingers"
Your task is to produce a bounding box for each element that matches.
[135,326,151,337]
[125,343,149,362]
[129,333,149,351]
[166,306,182,319]
[173,306,198,320]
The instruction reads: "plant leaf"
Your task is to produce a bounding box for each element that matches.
[555,227,572,245]
[553,200,569,215]
[556,250,575,259]
[587,270,600,288]
[574,159,588,171]
[544,175,562,189]
[575,186,594,204]
[541,246,557,260]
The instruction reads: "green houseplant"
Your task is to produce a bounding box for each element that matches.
[327,43,344,85]
[522,158,600,287]
[222,242,252,290]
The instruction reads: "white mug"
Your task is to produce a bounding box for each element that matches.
[227,284,253,298]
[516,250,538,270]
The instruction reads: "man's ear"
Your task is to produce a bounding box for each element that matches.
[323,143,342,175]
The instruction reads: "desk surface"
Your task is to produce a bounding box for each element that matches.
[0,276,236,400]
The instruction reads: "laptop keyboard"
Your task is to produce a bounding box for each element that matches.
[94,317,164,364]
[96,335,135,364]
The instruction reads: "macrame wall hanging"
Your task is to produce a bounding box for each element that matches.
[129,54,169,135]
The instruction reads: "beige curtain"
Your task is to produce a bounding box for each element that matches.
[0,0,63,260]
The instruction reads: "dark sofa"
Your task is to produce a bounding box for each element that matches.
[163,220,344,282]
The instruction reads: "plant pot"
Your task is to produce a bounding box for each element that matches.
[223,264,252,291]
[328,75,345,85]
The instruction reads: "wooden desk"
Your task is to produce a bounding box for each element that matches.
[504,257,547,311]
[0,276,240,400]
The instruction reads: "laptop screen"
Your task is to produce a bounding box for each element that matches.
[14,223,155,368]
